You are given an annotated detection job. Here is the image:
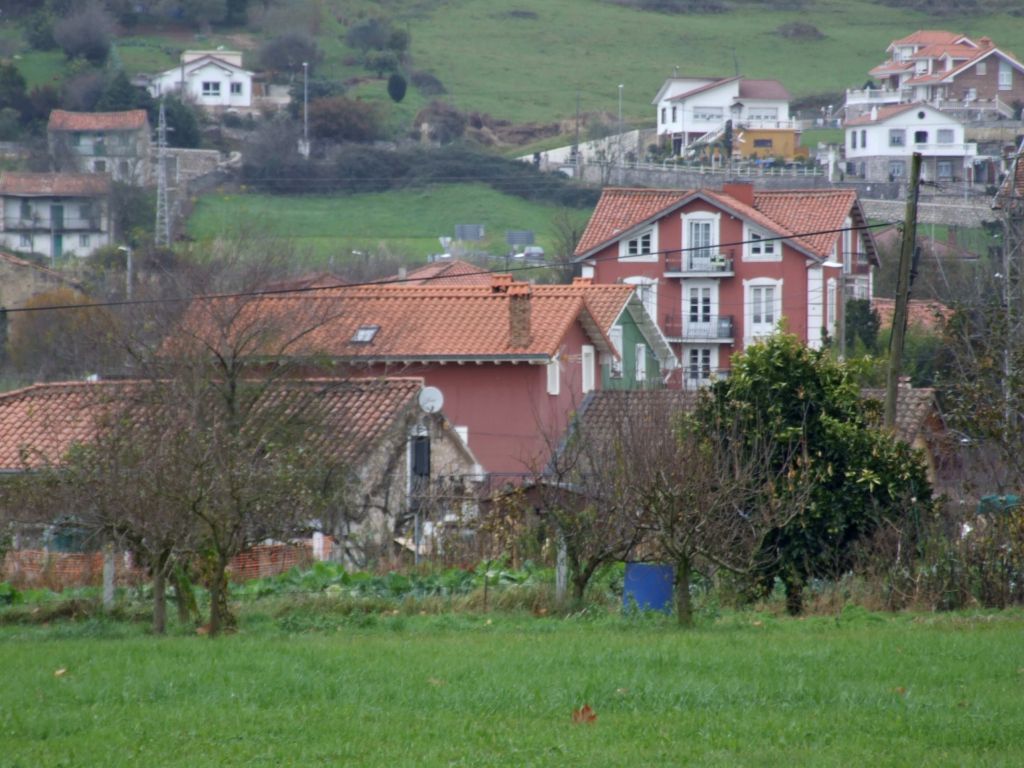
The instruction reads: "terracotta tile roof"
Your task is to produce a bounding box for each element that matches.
[892,31,967,47]
[737,79,790,100]
[0,172,111,197]
[180,279,629,361]
[751,189,862,259]
[0,381,136,470]
[869,61,913,77]
[402,259,493,286]
[910,43,978,60]
[576,187,864,261]
[844,103,921,126]
[574,188,692,255]
[669,76,741,101]
[861,385,940,444]
[872,297,952,331]
[0,378,427,471]
[0,250,76,285]
[48,109,149,132]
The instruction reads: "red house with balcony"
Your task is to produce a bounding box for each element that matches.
[573,183,877,387]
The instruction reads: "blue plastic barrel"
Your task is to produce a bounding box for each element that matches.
[622,562,675,613]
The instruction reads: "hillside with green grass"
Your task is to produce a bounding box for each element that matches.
[187,184,590,264]
[5,0,1024,128]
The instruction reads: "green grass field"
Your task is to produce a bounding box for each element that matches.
[2,607,1024,766]
[7,1,1024,125]
[186,184,590,265]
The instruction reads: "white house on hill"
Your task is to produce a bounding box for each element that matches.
[145,50,254,112]
[653,75,796,157]
[844,103,980,183]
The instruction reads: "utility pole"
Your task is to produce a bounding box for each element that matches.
[885,152,922,428]
[155,99,170,247]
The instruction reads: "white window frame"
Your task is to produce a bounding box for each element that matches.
[889,160,906,178]
[618,226,657,262]
[608,325,623,379]
[230,81,242,95]
[744,227,780,262]
[581,345,596,393]
[19,233,31,248]
[827,277,838,338]
[693,105,723,121]
[889,129,905,147]
[937,128,954,144]
[937,160,953,179]
[681,211,721,269]
[634,343,647,382]
[999,61,1012,90]
[850,130,857,150]
[842,217,852,274]
[744,278,783,345]
[686,347,714,385]
[202,81,221,97]
[977,60,987,76]
[79,234,90,247]
[547,355,560,396]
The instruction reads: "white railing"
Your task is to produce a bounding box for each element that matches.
[845,88,903,106]
[911,142,977,156]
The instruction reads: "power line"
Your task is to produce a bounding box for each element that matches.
[5,220,899,317]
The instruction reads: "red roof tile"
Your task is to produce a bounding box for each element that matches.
[576,187,865,261]
[0,172,111,197]
[844,103,922,126]
[575,188,693,255]
[402,259,493,286]
[872,298,952,332]
[738,79,790,100]
[0,378,427,471]
[179,280,633,362]
[48,109,149,132]
[891,31,968,47]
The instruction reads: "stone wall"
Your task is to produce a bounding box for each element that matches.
[579,163,831,191]
[860,198,1000,226]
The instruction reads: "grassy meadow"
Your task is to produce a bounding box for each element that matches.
[186,184,590,265]
[2,606,1024,767]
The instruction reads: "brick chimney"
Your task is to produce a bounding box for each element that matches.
[723,182,755,206]
[980,36,993,49]
[490,273,514,293]
[508,283,532,348]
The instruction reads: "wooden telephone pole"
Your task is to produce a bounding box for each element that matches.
[885,153,922,429]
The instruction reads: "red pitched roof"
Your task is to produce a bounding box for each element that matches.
[0,378,428,471]
[669,76,741,101]
[0,172,111,197]
[574,188,694,255]
[180,280,632,362]
[402,259,493,286]
[575,187,865,261]
[48,109,149,132]
[872,298,952,332]
[843,103,923,126]
[892,31,968,47]
[738,79,790,100]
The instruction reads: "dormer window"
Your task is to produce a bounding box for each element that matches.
[745,229,779,262]
[619,227,657,262]
[352,324,380,343]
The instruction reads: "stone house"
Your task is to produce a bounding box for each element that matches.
[0,172,111,259]
[47,109,151,185]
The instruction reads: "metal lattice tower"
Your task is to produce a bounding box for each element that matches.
[155,100,171,247]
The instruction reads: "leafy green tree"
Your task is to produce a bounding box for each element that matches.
[0,64,29,119]
[845,298,880,354]
[154,95,201,148]
[96,70,154,112]
[702,333,933,614]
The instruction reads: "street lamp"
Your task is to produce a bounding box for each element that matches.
[617,84,624,182]
[302,61,309,143]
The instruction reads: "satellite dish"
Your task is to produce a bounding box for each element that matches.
[418,386,444,414]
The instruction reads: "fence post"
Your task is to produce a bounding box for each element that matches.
[555,535,567,606]
[102,544,115,611]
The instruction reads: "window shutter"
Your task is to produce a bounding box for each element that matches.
[635,343,647,382]
[581,345,595,393]
[547,356,560,396]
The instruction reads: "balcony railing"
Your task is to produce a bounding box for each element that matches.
[663,314,734,341]
[682,367,731,390]
[844,88,904,106]
[2,216,101,231]
[664,251,734,275]
[912,142,977,156]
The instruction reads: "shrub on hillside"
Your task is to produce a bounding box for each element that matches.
[258,31,322,76]
[410,70,446,96]
[775,22,824,40]
[414,101,467,145]
[309,96,385,143]
[53,1,114,65]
